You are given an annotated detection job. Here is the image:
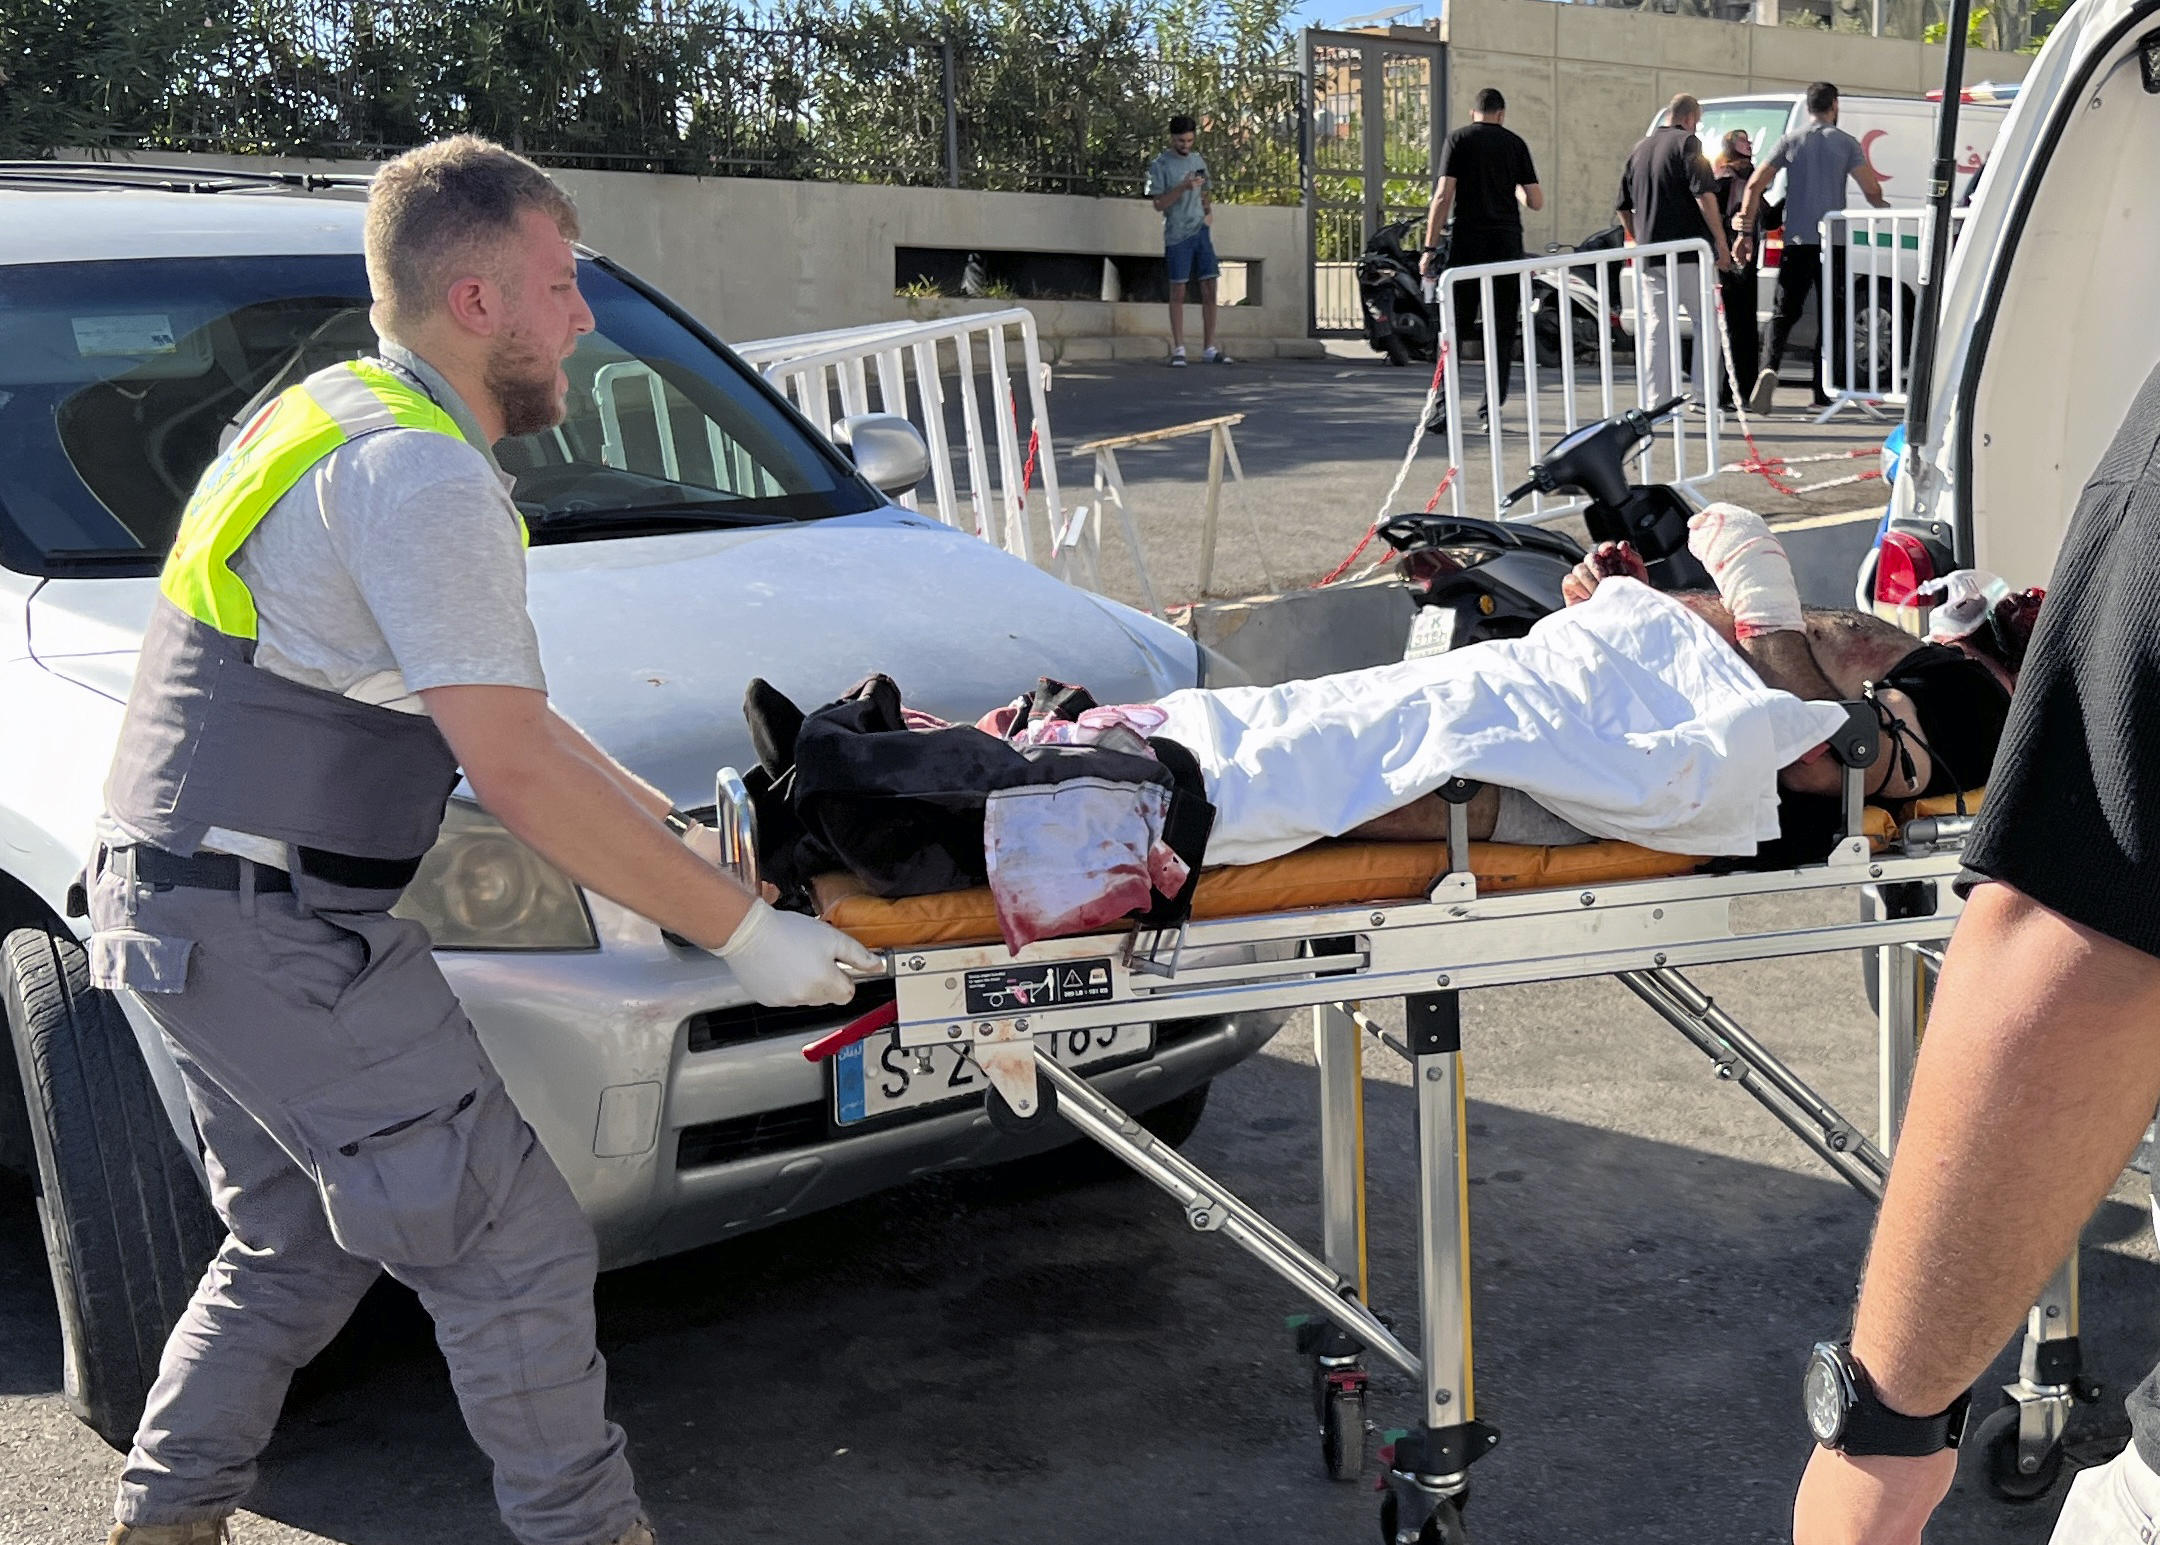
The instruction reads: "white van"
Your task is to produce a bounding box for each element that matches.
[1676,92,2013,331]
[1878,0,2160,603]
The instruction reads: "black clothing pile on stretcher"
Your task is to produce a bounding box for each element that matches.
[741,674,1214,948]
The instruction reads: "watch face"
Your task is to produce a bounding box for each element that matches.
[1804,1351,1847,1444]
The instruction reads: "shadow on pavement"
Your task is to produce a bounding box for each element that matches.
[1,1045,2136,1543]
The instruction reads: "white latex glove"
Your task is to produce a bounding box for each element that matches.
[714,898,881,1007]
[1686,502,1803,638]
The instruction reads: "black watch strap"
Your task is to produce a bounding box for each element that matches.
[1844,1387,1970,1457]
[1817,1344,1972,1457]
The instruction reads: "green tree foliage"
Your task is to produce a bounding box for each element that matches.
[0,0,1302,201]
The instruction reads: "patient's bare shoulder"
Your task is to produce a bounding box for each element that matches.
[1802,607,1922,694]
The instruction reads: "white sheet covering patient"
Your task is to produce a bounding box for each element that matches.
[1153,577,1849,867]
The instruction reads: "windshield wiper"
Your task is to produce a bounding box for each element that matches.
[35,547,162,574]
[525,504,792,536]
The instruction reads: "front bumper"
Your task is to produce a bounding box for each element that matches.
[440,900,1285,1270]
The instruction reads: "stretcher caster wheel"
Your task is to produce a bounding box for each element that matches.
[985,1078,1058,1135]
[1378,1490,1468,1544]
[1973,1403,2064,1502]
[1320,1380,1366,1480]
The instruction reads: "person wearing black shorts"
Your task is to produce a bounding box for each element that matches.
[1792,362,2160,1542]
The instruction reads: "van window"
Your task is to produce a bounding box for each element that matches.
[1697,100,1795,166]
[0,254,881,576]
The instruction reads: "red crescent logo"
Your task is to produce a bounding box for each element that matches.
[1861,128,1893,180]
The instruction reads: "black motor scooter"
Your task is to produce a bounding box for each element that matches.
[1357,214,1438,367]
[1361,214,1623,372]
[1381,397,1713,655]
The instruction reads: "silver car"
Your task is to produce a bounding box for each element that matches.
[0,166,1278,1446]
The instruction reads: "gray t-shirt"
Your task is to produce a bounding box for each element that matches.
[202,346,544,863]
[1145,149,1210,245]
[235,425,543,713]
[1763,120,1867,245]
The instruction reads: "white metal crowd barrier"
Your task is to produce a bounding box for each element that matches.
[735,309,1065,569]
[1816,206,1971,422]
[1436,238,1722,524]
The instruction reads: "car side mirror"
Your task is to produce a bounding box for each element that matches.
[834,413,930,497]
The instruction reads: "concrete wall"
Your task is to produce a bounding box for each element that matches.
[114,151,1310,358]
[1441,0,2036,250]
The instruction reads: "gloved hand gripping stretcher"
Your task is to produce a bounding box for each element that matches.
[716,494,2038,1540]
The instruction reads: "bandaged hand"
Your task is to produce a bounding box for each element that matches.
[715,898,881,1007]
[1687,503,1803,639]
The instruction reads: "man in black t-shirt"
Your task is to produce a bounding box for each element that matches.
[1420,88,1541,421]
[1617,95,1734,412]
[1791,364,2160,1543]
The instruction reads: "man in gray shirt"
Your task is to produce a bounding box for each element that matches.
[1145,114,1229,366]
[1734,81,1888,412]
[97,137,874,1545]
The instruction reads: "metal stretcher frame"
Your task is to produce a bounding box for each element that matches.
[764,746,2088,1535]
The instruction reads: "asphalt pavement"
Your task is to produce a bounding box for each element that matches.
[5,895,2152,1542]
[1031,348,1899,614]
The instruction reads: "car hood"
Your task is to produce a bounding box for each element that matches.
[25,511,1195,807]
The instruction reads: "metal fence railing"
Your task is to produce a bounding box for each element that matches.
[1435,240,1722,522]
[737,309,1067,574]
[1818,206,1972,420]
[18,0,1301,204]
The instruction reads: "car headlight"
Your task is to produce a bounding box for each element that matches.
[392,800,597,950]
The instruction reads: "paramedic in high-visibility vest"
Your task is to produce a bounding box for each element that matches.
[92,136,876,1545]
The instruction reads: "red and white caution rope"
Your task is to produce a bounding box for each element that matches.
[1315,345,1461,588]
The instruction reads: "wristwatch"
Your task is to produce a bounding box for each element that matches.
[662,809,694,838]
[1804,1342,1972,1457]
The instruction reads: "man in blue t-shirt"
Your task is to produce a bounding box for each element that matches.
[1733,81,1888,412]
[1145,115,1230,367]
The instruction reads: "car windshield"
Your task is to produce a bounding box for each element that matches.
[0,252,882,576]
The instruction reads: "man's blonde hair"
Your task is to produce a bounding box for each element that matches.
[364,136,580,336]
[1667,94,1702,126]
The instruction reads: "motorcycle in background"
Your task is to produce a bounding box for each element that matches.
[1357,215,1438,367]
[1358,214,1626,370]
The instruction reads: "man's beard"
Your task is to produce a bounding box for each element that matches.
[486,327,566,439]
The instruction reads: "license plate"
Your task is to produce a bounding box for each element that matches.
[1406,605,1459,659]
[833,1022,1154,1126]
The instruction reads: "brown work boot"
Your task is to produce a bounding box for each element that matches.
[608,1519,657,1545]
[108,1521,231,1545]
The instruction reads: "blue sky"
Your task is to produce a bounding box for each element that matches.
[1286,0,1445,32]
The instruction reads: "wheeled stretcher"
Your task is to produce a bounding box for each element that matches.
[722,705,2088,1536]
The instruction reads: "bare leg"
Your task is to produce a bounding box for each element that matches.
[1347,786,1500,842]
[1200,277,1219,353]
[1168,287,1186,352]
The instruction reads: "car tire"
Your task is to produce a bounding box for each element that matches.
[4,925,221,1450]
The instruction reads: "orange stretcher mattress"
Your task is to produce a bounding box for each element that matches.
[1863,787,1987,848]
[817,787,1994,951]
[816,838,1702,952]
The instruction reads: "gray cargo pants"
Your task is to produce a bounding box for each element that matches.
[88,847,642,1545]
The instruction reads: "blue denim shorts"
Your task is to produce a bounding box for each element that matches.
[1165,226,1220,284]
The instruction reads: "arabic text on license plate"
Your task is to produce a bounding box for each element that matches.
[833,1023,1153,1125]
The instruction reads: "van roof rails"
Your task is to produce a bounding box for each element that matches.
[0,161,373,195]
